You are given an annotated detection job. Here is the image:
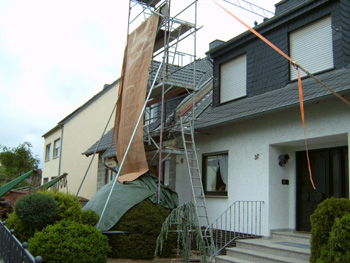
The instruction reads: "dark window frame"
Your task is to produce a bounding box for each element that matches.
[202,151,228,196]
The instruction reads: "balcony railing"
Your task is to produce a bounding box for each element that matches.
[0,220,42,263]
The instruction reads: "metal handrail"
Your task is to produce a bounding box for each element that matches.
[0,220,42,263]
[205,201,264,259]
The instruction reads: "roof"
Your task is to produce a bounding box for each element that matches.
[42,124,61,138]
[83,128,115,157]
[194,66,350,130]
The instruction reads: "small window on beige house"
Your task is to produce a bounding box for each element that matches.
[53,138,61,158]
[45,144,51,161]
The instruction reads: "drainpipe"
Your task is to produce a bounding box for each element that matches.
[58,124,64,178]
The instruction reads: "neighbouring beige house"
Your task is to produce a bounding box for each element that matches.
[42,79,119,199]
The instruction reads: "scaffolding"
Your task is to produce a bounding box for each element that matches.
[96,0,209,227]
[127,0,203,194]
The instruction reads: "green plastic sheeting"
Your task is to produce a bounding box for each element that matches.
[0,170,34,198]
[83,172,178,231]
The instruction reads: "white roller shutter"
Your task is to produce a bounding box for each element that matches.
[220,54,247,103]
[290,16,333,80]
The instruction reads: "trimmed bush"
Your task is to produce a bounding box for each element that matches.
[310,197,350,263]
[28,220,111,263]
[318,214,350,263]
[6,212,35,242]
[79,209,99,226]
[15,193,57,230]
[108,198,176,259]
[40,190,82,222]
[8,191,98,242]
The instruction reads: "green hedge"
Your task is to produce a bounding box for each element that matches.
[29,220,111,263]
[318,214,350,263]
[310,197,350,263]
[108,198,176,259]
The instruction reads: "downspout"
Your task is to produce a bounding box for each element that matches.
[58,124,64,178]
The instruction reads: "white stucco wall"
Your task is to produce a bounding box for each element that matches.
[190,97,350,236]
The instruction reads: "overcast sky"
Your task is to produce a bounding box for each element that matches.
[0,0,278,166]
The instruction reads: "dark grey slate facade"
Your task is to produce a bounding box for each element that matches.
[208,0,350,108]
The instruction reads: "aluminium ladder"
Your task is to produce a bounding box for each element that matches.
[180,117,215,256]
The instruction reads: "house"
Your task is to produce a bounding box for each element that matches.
[42,79,119,199]
[185,0,350,236]
[84,0,350,237]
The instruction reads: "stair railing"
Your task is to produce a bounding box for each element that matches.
[205,200,264,259]
[0,220,42,263]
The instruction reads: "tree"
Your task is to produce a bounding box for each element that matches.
[0,142,40,185]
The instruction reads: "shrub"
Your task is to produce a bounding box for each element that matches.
[40,190,82,222]
[5,212,35,242]
[79,209,99,226]
[310,197,350,263]
[318,214,350,263]
[108,198,175,259]
[28,220,111,263]
[15,193,57,230]
[8,191,96,242]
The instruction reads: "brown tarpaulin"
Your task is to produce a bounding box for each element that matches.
[115,14,160,183]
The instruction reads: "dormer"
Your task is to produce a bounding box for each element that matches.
[208,0,349,108]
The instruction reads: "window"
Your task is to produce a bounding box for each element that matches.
[53,138,61,158]
[43,177,49,184]
[45,144,51,161]
[220,54,247,103]
[104,168,117,184]
[203,152,228,196]
[290,16,333,80]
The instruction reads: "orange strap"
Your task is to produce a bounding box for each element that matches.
[211,0,319,188]
[298,68,316,189]
[211,0,293,63]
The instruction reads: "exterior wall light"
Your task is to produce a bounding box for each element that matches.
[278,154,290,167]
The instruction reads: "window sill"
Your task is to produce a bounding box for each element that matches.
[205,195,228,198]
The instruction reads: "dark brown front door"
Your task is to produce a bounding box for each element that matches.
[296,146,349,231]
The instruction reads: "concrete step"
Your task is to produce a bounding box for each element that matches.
[270,230,311,245]
[235,238,310,261]
[224,247,309,263]
[215,255,255,263]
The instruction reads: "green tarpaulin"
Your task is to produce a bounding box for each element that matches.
[83,172,178,231]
